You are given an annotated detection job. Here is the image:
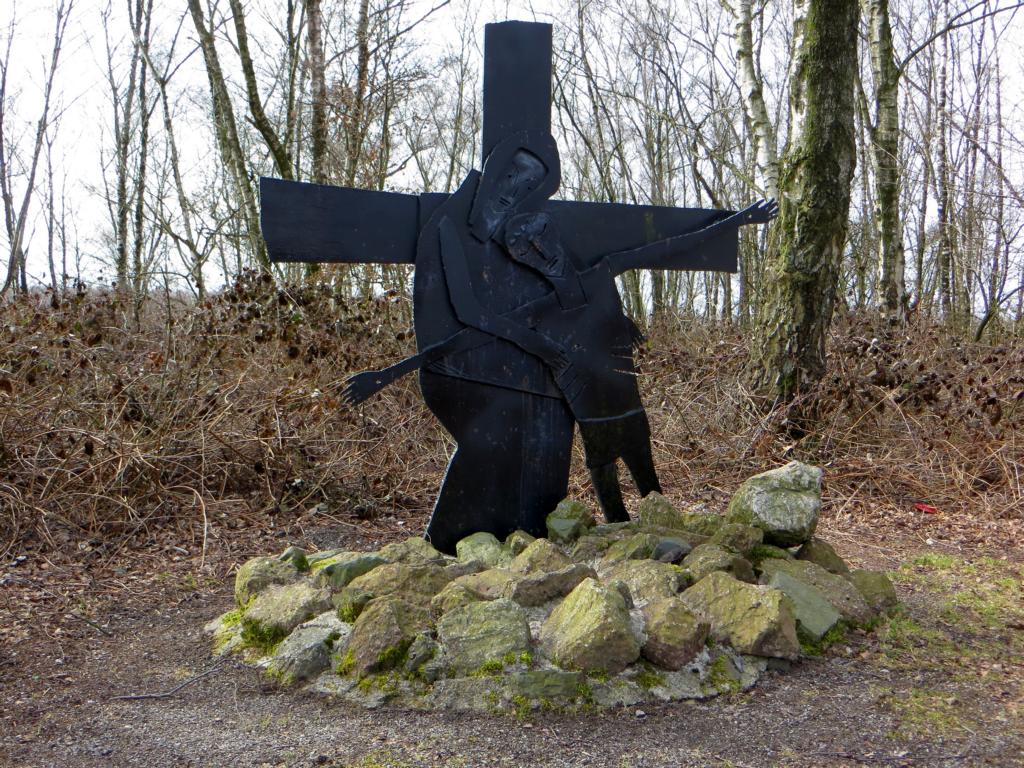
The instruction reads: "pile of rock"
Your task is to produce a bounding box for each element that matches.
[205,461,898,712]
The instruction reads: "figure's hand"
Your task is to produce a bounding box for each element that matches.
[740,198,779,225]
[341,370,385,407]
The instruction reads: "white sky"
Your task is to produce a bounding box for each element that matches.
[5,0,1023,291]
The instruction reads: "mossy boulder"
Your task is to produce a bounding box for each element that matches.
[506,669,586,700]
[312,552,388,589]
[505,530,536,556]
[796,537,850,575]
[636,493,722,536]
[635,492,685,529]
[748,544,795,571]
[455,532,510,568]
[680,571,799,659]
[347,595,430,677]
[847,569,898,614]
[277,546,310,572]
[378,536,447,565]
[570,534,617,562]
[506,563,596,607]
[269,612,350,683]
[242,582,332,647]
[761,569,842,640]
[641,598,709,670]
[509,538,571,574]
[600,533,661,565]
[346,562,453,607]
[726,461,822,547]
[546,499,596,544]
[682,543,755,584]
[759,559,873,625]
[439,568,521,602]
[437,599,532,675]
[709,524,764,556]
[404,633,441,680]
[430,582,487,617]
[333,587,373,623]
[604,559,685,605]
[539,578,640,674]
[234,556,300,607]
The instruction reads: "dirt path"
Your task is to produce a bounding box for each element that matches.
[3,522,1022,768]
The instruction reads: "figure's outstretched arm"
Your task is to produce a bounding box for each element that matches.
[607,199,778,276]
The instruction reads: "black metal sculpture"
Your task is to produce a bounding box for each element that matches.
[260,21,777,553]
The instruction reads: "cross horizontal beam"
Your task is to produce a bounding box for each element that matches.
[261,177,737,273]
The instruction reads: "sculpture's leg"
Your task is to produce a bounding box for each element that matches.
[620,411,662,497]
[420,370,573,553]
[588,462,629,523]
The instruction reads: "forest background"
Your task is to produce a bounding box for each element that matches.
[2,2,1024,763]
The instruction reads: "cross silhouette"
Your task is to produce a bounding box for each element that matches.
[259,21,765,553]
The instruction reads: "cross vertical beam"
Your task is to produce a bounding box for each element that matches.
[481,22,553,159]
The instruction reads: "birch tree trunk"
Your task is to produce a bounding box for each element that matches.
[187,0,269,270]
[867,0,906,315]
[730,0,778,199]
[749,0,859,401]
[304,0,327,184]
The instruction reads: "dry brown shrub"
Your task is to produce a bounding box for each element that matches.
[1,279,1021,564]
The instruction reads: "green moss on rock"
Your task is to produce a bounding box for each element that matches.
[234,556,299,607]
[539,578,640,674]
[680,571,799,660]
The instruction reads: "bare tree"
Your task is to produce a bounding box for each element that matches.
[1,0,74,296]
[750,0,860,401]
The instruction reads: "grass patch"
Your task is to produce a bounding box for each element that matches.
[881,687,971,740]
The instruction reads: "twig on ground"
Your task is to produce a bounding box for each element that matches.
[110,659,227,702]
[68,612,113,636]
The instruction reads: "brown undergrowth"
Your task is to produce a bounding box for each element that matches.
[1,275,1021,574]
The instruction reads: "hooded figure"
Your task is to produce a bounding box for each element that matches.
[409,131,577,553]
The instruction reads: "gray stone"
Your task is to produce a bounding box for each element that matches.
[345,595,430,677]
[234,556,299,607]
[242,582,332,643]
[641,598,709,670]
[346,562,453,608]
[680,571,799,659]
[505,670,586,701]
[603,559,684,605]
[505,563,596,607]
[762,569,841,640]
[539,578,640,674]
[546,499,596,544]
[269,612,350,682]
[509,538,572,574]
[759,559,874,625]
[726,461,822,547]
[312,552,388,589]
[847,569,899,614]
[437,599,532,674]
[682,543,755,584]
[455,532,510,568]
[797,537,850,574]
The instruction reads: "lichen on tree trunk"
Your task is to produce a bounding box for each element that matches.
[749,0,859,402]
